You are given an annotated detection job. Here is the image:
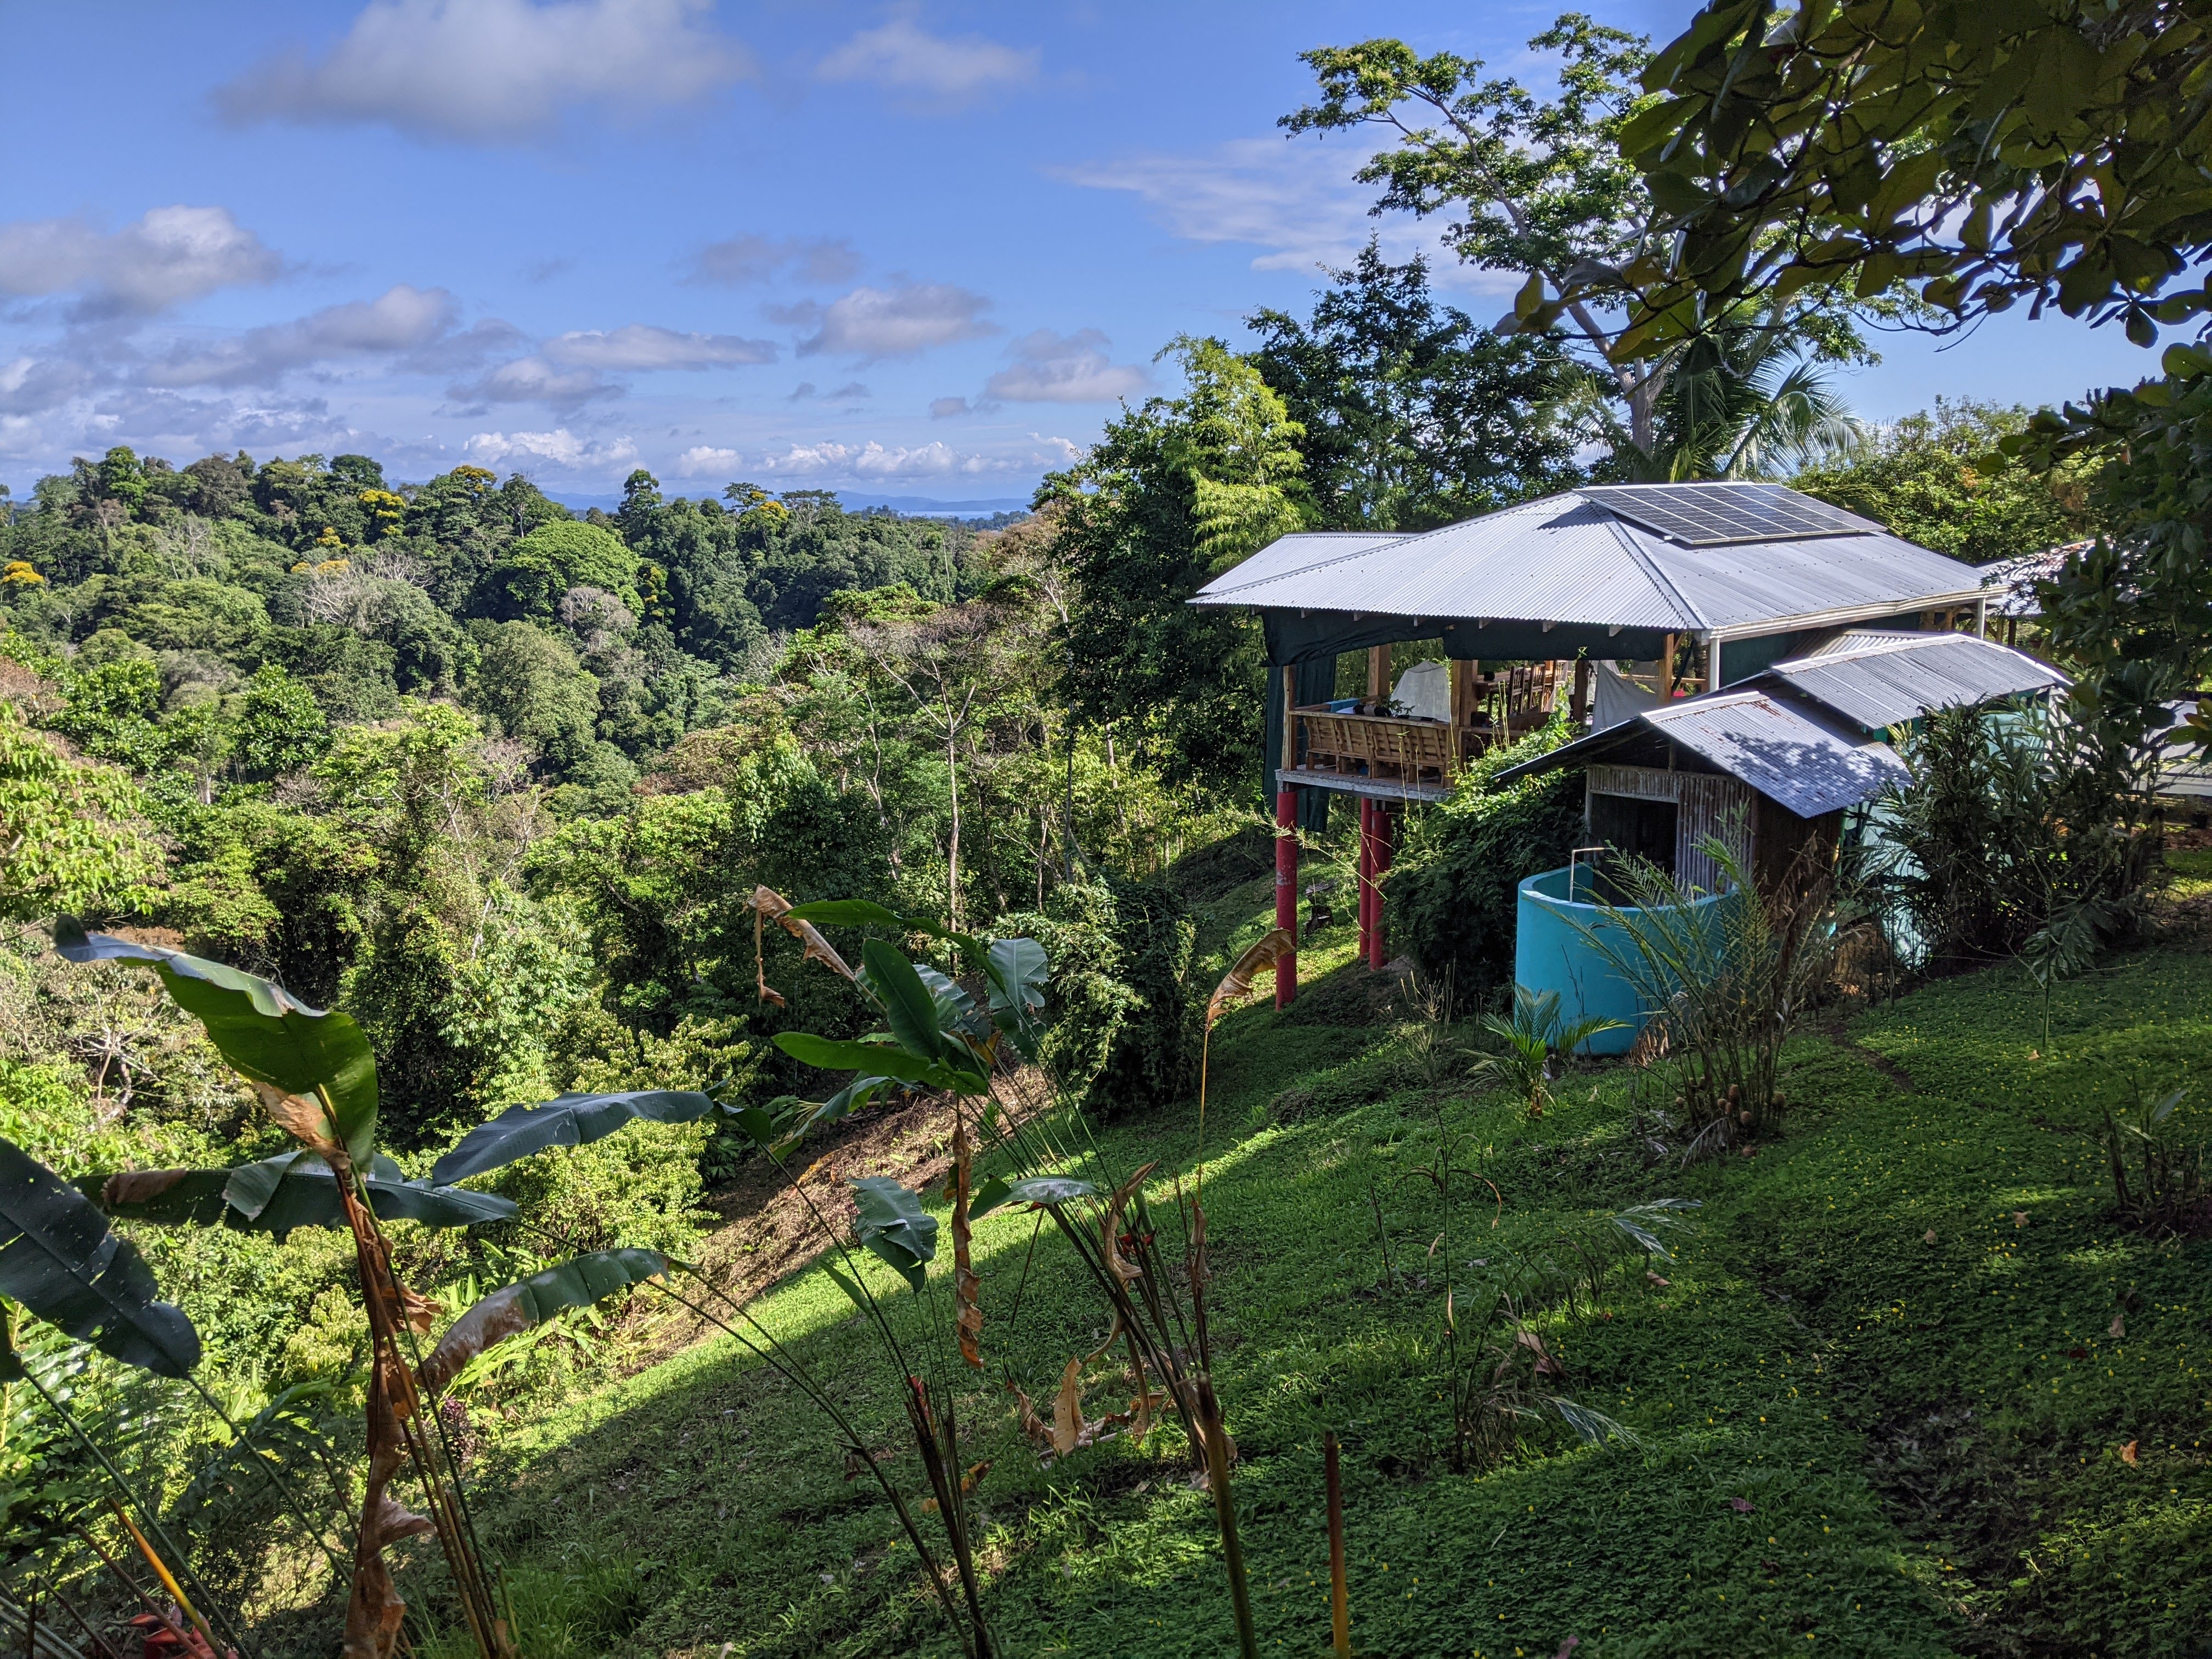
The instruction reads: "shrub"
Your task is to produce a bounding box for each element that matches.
[998,871,1195,1119]
[1385,716,1582,1007]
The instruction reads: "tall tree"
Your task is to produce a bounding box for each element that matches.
[1610,0,2212,763]
[1246,244,1588,528]
[1041,338,1305,795]
[1284,14,1886,461]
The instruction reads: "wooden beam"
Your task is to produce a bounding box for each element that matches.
[1658,633,1676,697]
[1366,645,1390,702]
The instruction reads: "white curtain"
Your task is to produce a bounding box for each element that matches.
[1593,661,1664,731]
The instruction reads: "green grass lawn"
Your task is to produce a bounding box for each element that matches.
[443,901,2212,1659]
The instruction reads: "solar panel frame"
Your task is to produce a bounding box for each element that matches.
[1585,483,1878,548]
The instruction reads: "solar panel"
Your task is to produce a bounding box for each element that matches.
[1585,483,1877,548]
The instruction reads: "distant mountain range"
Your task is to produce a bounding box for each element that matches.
[545,489,1030,520]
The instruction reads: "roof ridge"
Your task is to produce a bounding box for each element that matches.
[1598,512,1708,631]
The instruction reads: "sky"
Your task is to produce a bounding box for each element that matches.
[0,0,2169,510]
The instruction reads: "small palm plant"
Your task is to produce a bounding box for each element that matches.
[1468,986,1624,1118]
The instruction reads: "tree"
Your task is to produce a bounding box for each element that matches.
[470,622,601,776]
[1612,2,2212,764]
[1639,313,1861,481]
[1793,402,2101,565]
[1285,14,1889,461]
[1246,244,1588,528]
[0,701,163,922]
[490,520,642,620]
[1607,3,2212,354]
[1042,338,1303,794]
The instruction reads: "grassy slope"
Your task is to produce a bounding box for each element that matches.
[447,870,2212,1659]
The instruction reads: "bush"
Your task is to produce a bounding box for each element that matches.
[1385,718,1583,1008]
[998,871,1196,1120]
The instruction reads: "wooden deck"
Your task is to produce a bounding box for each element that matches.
[1282,659,1568,797]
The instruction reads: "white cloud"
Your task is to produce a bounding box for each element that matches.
[464,427,639,471]
[1056,137,1502,289]
[215,0,753,144]
[0,357,98,416]
[795,281,995,360]
[672,444,742,475]
[686,233,859,287]
[541,323,777,371]
[0,206,281,317]
[749,432,1079,481]
[450,354,618,408]
[145,284,464,388]
[983,327,1148,403]
[818,13,1037,104]
[929,395,972,419]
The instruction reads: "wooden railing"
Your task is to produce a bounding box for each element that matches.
[1288,661,1568,791]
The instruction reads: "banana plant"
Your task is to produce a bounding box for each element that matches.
[50,922,692,1659]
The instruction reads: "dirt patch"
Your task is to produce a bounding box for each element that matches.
[1814,1017,1920,1092]
[624,1090,967,1369]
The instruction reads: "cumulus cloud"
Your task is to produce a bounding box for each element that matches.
[928,396,973,419]
[0,357,98,416]
[0,206,281,318]
[145,284,465,389]
[215,0,753,144]
[672,444,741,476]
[1056,137,1494,287]
[983,328,1148,403]
[464,427,639,471]
[793,281,995,360]
[450,355,619,409]
[541,323,777,371]
[686,234,859,288]
[818,13,1037,104]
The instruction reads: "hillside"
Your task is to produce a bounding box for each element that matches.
[421,864,2212,1659]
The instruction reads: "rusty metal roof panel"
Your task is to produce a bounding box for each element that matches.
[1642,691,1909,816]
[1196,531,1408,597]
[1193,486,1986,634]
[1766,630,2068,730]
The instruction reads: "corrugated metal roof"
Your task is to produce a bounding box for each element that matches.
[1641,692,1910,816]
[1191,487,1985,634]
[1762,630,2068,731]
[1978,543,2089,618]
[1491,687,1907,814]
[1197,531,1407,597]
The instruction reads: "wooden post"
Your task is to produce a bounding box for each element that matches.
[1571,657,1592,724]
[1357,797,1374,962]
[1367,806,1393,971]
[1275,786,1298,1008]
[1658,633,1677,698]
[1367,644,1390,704]
[1325,1431,1351,1658]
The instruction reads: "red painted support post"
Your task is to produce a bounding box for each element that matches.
[1275,787,1299,1007]
[1367,804,1395,971]
[1356,797,1374,963]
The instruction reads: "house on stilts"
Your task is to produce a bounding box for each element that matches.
[1192,482,2066,1025]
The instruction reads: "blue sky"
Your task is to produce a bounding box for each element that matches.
[0,0,2165,508]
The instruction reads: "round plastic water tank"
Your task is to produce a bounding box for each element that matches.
[1512,865,1731,1055]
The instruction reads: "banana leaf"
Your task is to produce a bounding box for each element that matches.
[419,1249,667,1393]
[0,1137,200,1378]
[850,1176,937,1293]
[54,921,379,1165]
[432,1089,719,1185]
[86,1154,517,1238]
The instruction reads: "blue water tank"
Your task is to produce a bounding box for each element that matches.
[1512,865,1731,1055]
